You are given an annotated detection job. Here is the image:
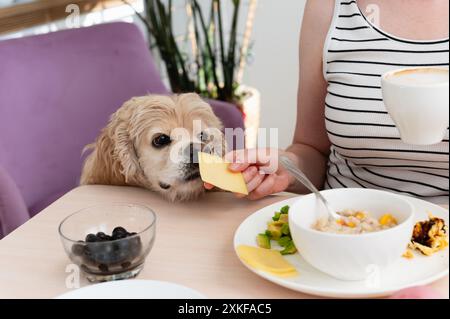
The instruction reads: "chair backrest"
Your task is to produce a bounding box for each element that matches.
[0,165,29,237]
[0,22,169,215]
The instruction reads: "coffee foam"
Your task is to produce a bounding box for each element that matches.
[385,68,449,86]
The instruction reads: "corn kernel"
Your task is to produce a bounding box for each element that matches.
[346,221,356,228]
[402,250,414,259]
[379,214,398,226]
[355,212,366,220]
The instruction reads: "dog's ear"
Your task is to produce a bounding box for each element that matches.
[80,126,126,186]
[80,99,144,186]
[112,110,143,185]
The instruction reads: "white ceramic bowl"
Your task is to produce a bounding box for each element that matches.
[289,189,414,281]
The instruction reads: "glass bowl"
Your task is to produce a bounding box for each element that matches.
[58,203,156,282]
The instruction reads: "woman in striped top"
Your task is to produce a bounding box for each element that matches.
[205,0,449,203]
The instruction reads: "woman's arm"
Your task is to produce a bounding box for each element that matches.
[205,0,335,199]
[286,0,335,192]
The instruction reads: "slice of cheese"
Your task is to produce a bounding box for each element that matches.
[236,245,299,277]
[198,152,248,195]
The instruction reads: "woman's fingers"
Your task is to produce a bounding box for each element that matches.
[232,167,261,197]
[205,165,262,192]
[246,172,266,193]
[229,162,250,172]
[204,164,260,192]
[224,149,244,163]
[205,149,286,200]
[225,148,271,164]
[232,166,262,198]
[226,150,250,171]
[248,174,276,200]
[225,149,275,172]
[242,166,258,182]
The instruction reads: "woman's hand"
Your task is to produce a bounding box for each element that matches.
[204,148,296,200]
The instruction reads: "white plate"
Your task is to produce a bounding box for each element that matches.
[56,280,206,299]
[234,195,449,298]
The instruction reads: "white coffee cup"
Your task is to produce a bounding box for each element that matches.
[381,67,449,145]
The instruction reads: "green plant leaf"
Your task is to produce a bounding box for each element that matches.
[139,0,247,102]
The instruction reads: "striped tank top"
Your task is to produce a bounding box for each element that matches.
[323,0,449,204]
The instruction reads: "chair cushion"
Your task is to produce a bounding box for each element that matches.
[0,22,168,213]
[0,165,29,238]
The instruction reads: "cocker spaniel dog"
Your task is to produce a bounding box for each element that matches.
[80,93,225,201]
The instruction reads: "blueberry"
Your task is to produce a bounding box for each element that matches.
[114,239,130,251]
[118,250,129,262]
[85,234,98,242]
[112,232,127,240]
[83,245,92,258]
[88,242,124,264]
[94,251,109,264]
[96,232,111,241]
[88,243,116,264]
[79,227,139,267]
[71,241,85,256]
[129,237,142,258]
[112,242,121,252]
[98,264,109,272]
[112,240,133,263]
[121,261,131,269]
[112,226,127,236]
[112,226,129,240]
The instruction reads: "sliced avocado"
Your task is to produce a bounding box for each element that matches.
[278,214,289,224]
[267,224,282,240]
[270,220,285,227]
[272,212,281,221]
[281,223,291,236]
[280,205,290,214]
[277,236,291,247]
[256,233,271,249]
[280,241,297,255]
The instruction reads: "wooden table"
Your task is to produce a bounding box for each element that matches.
[0,185,448,299]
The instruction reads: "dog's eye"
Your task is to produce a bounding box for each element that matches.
[152,134,171,148]
[198,131,209,142]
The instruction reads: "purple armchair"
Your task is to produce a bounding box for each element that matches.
[0,22,244,238]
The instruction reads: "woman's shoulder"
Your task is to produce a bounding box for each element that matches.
[302,0,336,36]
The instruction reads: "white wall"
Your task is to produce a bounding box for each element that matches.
[242,0,306,149]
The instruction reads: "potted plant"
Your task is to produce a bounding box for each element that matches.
[126,0,260,147]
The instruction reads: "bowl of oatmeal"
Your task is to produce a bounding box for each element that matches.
[289,189,414,281]
[313,210,399,234]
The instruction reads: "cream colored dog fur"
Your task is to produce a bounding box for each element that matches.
[80,93,224,201]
